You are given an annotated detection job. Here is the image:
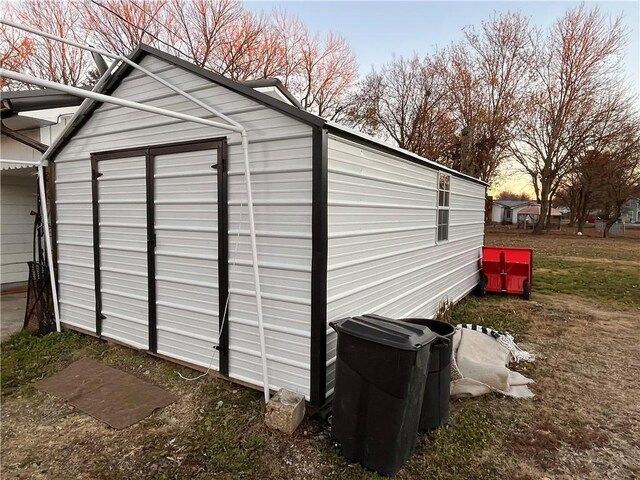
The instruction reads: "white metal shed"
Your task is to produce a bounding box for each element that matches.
[42,45,487,406]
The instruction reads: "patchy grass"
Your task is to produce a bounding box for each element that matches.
[533,258,640,306]
[448,296,530,335]
[405,401,501,480]
[197,384,267,478]
[0,330,94,397]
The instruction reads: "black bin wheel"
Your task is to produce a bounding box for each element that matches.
[523,280,531,300]
[475,277,487,297]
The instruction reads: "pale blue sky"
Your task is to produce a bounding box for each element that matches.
[245,1,640,95]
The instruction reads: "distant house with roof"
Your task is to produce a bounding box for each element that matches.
[490,199,537,225]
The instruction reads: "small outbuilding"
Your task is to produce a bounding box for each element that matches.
[517,205,562,230]
[42,45,487,405]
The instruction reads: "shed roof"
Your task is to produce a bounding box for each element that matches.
[494,200,534,208]
[239,78,302,108]
[517,205,562,216]
[41,44,487,187]
[1,86,89,112]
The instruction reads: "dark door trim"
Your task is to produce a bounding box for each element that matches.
[91,138,228,370]
[145,149,157,352]
[217,142,229,375]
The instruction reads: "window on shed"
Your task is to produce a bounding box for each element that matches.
[438,173,450,207]
[437,173,450,242]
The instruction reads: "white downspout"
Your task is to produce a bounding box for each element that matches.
[240,132,270,401]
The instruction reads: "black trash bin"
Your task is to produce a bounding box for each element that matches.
[403,318,455,431]
[329,315,443,476]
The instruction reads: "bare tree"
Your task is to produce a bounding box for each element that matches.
[293,30,358,119]
[165,0,242,68]
[346,12,531,179]
[591,113,640,237]
[496,190,532,201]
[440,12,532,183]
[2,0,92,86]
[83,0,174,56]
[0,21,34,89]
[346,55,456,163]
[510,5,627,233]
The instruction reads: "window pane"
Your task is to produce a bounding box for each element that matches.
[445,191,450,207]
[438,190,444,206]
[437,210,449,242]
[439,173,450,192]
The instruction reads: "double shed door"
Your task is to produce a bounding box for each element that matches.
[91,139,228,370]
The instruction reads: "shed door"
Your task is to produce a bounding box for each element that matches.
[92,140,227,371]
[153,148,220,368]
[95,156,149,349]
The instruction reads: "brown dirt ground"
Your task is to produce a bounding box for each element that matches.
[1,227,639,479]
[484,295,640,479]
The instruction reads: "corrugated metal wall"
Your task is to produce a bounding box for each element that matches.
[325,135,485,396]
[54,55,314,398]
[0,173,36,286]
[96,156,149,349]
[154,149,221,368]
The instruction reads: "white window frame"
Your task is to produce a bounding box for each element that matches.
[437,172,450,243]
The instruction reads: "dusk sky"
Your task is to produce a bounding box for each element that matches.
[245,1,640,193]
[246,1,639,93]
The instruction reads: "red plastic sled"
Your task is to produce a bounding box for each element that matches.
[479,246,533,300]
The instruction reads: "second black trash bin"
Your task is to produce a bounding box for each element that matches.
[403,318,455,431]
[329,315,443,477]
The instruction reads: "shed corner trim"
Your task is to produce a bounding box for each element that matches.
[310,126,328,406]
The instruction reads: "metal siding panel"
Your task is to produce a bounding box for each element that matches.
[153,149,219,369]
[97,156,149,348]
[55,158,95,330]
[225,138,313,398]
[0,175,36,285]
[53,54,313,398]
[325,135,485,393]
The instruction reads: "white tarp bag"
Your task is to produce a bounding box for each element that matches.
[450,326,535,399]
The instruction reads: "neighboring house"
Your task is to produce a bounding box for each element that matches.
[1,89,83,290]
[40,44,487,405]
[621,198,640,223]
[491,199,536,225]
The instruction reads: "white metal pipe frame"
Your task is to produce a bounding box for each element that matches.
[1,19,272,402]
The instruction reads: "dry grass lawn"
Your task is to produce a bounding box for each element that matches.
[1,226,639,479]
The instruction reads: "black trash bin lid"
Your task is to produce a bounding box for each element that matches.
[330,315,440,350]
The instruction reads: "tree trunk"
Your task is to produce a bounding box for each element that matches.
[577,219,586,234]
[534,180,550,234]
[603,204,623,238]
